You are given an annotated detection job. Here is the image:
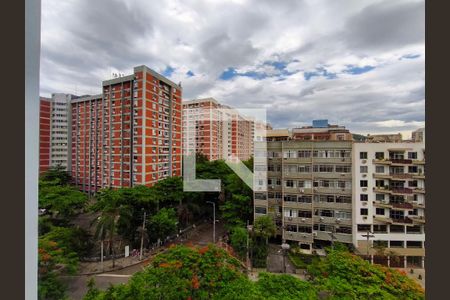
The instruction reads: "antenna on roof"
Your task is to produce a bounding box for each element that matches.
[178,81,182,87]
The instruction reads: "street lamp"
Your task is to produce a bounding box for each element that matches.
[139,209,147,261]
[247,222,253,272]
[281,243,290,273]
[206,201,216,243]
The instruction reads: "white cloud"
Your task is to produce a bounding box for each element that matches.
[40,0,424,134]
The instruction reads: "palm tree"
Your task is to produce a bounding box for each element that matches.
[91,189,131,268]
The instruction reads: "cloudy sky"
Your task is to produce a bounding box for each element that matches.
[40,0,424,137]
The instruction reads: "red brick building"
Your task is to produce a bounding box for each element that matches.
[70,65,182,193]
[39,97,52,173]
[183,98,254,162]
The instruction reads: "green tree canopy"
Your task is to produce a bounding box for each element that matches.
[148,208,178,242]
[253,215,276,244]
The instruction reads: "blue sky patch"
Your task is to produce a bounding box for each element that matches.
[304,67,337,80]
[344,65,375,75]
[162,66,175,77]
[186,70,195,77]
[219,68,238,80]
[400,54,421,60]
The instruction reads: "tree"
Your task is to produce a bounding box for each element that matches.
[39,184,88,220]
[148,208,178,244]
[229,226,249,260]
[38,237,78,300]
[220,194,252,229]
[253,215,276,245]
[40,165,71,186]
[91,189,132,268]
[307,247,425,299]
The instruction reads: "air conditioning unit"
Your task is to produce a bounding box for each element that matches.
[362,174,367,178]
[288,217,293,221]
[362,159,367,164]
[362,202,367,206]
[319,217,324,222]
[336,218,341,223]
[299,189,304,193]
[340,173,345,176]
[363,216,368,220]
[301,218,306,222]
[313,232,318,237]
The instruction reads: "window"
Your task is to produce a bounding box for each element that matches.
[298,210,312,218]
[298,150,312,158]
[335,226,352,234]
[389,240,404,248]
[406,241,422,248]
[408,180,418,188]
[255,207,267,214]
[360,152,368,159]
[357,224,371,232]
[335,211,351,219]
[335,165,351,173]
[390,210,405,219]
[285,180,294,187]
[360,208,368,216]
[375,152,384,159]
[408,152,418,159]
[286,224,297,232]
[375,166,385,173]
[375,180,385,187]
[360,166,368,173]
[298,226,312,233]
[373,225,387,233]
[298,165,311,173]
[360,194,368,201]
[373,240,388,248]
[375,208,385,215]
[376,194,384,201]
[408,166,418,173]
[360,180,368,187]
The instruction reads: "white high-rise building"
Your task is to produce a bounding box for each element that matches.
[352,142,425,268]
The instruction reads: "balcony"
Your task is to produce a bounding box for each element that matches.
[314,201,352,210]
[391,217,413,225]
[392,202,414,209]
[413,187,425,194]
[409,216,426,224]
[391,187,413,195]
[390,158,413,165]
[284,231,313,243]
[313,216,352,226]
[284,216,313,224]
[284,201,313,210]
[373,200,392,209]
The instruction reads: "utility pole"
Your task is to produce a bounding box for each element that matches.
[361,230,375,260]
[246,220,250,270]
[140,210,146,261]
[206,201,216,243]
[100,239,104,272]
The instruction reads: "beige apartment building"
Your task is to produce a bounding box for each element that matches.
[254,140,353,252]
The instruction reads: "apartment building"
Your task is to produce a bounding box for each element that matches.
[412,128,425,143]
[366,133,403,143]
[39,97,52,173]
[254,140,353,252]
[70,65,182,193]
[352,142,426,268]
[182,98,254,161]
[38,93,74,173]
[292,120,352,141]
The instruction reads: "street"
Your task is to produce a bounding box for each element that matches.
[63,220,225,300]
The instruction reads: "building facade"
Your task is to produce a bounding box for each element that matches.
[352,142,425,268]
[39,93,74,173]
[70,65,182,193]
[182,98,254,161]
[291,120,352,141]
[39,97,52,173]
[254,140,353,252]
